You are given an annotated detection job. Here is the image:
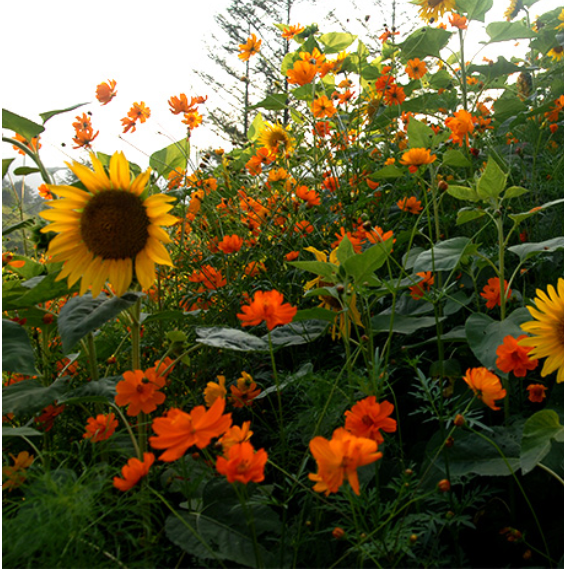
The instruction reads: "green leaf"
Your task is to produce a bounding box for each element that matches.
[397,27,453,59]
[293,307,339,324]
[2,375,71,416]
[13,167,40,176]
[2,109,45,141]
[507,237,564,262]
[456,208,486,225]
[4,255,46,279]
[335,235,356,265]
[196,327,269,352]
[520,410,564,475]
[476,156,508,200]
[493,94,527,123]
[3,272,74,310]
[410,237,475,272]
[509,198,564,224]
[2,320,39,376]
[58,292,142,354]
[486,21,538,42]
[57,376,121,405]
[3,157,15,178]
[371,164,405,179]
[2,218,35,235]
[371,314,445,335]
[428,69,454,89]
[149,139,190,179]
[442,149,472,168]
[467,56,521,81]
[249,94,288,111]
[407,118,435,149]
[455,0,494,22]
[288,260,337,281]
[465,308,532,370]
[141,310,189,324]
[318,32,357,53]
[343,240,394,284]
[268,321,328,347]
[447,184,480,201]
[247,112,264,142]
[503,186,528,199]
[2,426,43,438]
[39,103,88,124]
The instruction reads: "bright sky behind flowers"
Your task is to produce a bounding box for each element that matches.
[3,0,560,179]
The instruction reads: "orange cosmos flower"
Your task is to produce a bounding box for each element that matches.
[11,133,41,155]
[295,185,321,207]
[83,413,118,442]
[445,109,476,146]
[189,265,226,290]
[287,59,318,86]
[285,251,300,261]
[127,102,151,123]
[366,226,394,244]
[400,148,437,172]
[121,116,137,134]
[204,375,227,407]
[216,441,268,484]
[449,13,468,29]
[150,397,232,461]
[312,95,337,118]
[72,127,99,149]
[397,196,423,214]
[218,234,244,254]
[294,220,314,236]
[168,93,195,115]
[526,384,548,403]
[230,371,261,408]
[237,289,297,331]
[238,33,261,61]
[480,278,512,310]
[409,271,435,300]
[405,58,428,80]
[115,369,166,417]
[182,110,203,129]
[344,396,397,444]
[37,183,53,200]
[309,427,382,495]
[219,421,253,452]
[35,403,65,432]
[384,84,406,106]
[462,367,507,411]
[495,335,539,377]
[282,23,305,40]
[113,452,155,491]
[96,79,117,105]
[72,113,93,132]
[2,451,34,491]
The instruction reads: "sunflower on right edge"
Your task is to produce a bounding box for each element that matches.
[519,278,564,384]
[40,151,177,298]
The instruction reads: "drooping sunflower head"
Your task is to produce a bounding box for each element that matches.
[504,0,524,21]
[359,86,383,121]
[40,151,177,298]
[414,0,457,22]
[258,122,295,155]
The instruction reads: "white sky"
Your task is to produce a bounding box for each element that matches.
[2,0,561,183]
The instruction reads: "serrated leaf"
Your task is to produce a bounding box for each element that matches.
[149,139,190,179]
[2,320,39,376]
[455,0,494,22]
[520,410,564,475]
[58,292,142,353]
[407,118,435,149]
[476,156,508,200]
[486,21,537,42]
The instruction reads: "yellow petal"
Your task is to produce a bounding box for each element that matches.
[145,237,174,266]
[109,258,132,296]
[130,169,152,196]
[148,224,172,243]
[135,249,156,290]
[67,161,109,193]
[49,185,91,202]
[109,151,131,190]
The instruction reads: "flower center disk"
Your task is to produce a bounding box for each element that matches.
[81,190,150,260]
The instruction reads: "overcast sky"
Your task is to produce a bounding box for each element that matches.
[3,0,560,181]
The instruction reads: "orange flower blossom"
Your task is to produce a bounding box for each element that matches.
[230,371,261,408]
[83,413,118,442]
[216,441,268,484]
[113,452,155,491]
[400,148,437,172]
[409,271,435,300]
[237,289,297,331]
[312,95,337,118]
[405,58,428,80]
[344,396,397,444]
[397,196,423,214]
[238,33,261,61]
[2,451,34,491]
[218,234,244,254]
[462,367,507,411]
[204,375,227,407]
[115,369,166,417]
[219,421,254,453]
[95,79,117,105]
[526,384,548,403]
[495,334,538,377]
[480,277,512,309]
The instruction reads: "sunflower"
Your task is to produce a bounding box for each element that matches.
[504,0,523,21]
[519,278,564,384]
[40,151,176,297]
[258,122,295,155]
[414,0,457,22]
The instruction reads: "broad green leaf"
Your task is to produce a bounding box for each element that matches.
[486,21,537,42]
[476,156,508,200]
[318,32,357,53]
[2,320,39,376]
[247,112,264,141]
[293,307,339,324]
[196,327,269,352]
[455,0,494,22]
[503,186,528,199]
[57,376,121,405]
[13,167,40,176]
[520,410,564,475]
[407,118,435,149]
[371,314,445,334]
[149,139,190,179]
[442,149,472,168]
[268,321,328,347]
[3,157,15,178]
[428,69,454,89]
[39,103,88,124]
[2,375,71,416]
[249,94,288,111]
[397,27,453,59]
[465,308,531,370]
[3,272,74,310]
[2,218,35,235]
[371,164,404,179]
[456,208,486,225]
[141,310,190,324]
[288,260,337,281]
[507,237,564,262]
[2,109,45,141]
[467,56,521,81]
[447,185,480,201]
[58,292,142,353]
[343,240,393,284]
[2,426,43,438]
[509,198,564,224]
[336,235,356,265]
[411,237,475,273]
[493,95,527,123]
[3,255,46,279]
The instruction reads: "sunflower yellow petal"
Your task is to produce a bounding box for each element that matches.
[109,151,131,190]
[147,224,172,243]
[49,186,91,202]
[67,161,109,193]
[145,237,174,266]
[135,249,156,290]
[148,213,178,226]
[39,209,82,222]
[130,169,152,196]
[109,258,133,297]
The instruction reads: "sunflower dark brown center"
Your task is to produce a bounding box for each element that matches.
[81,190,150,260]
[428,0,443,7]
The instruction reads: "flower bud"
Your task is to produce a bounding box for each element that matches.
[437,479,451,492]
[332,527,345,540]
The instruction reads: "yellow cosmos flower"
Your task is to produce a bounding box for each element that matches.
[519,278,564,383]
[414,0,457,22]
[40,151,176,297]
[258,122,295,155]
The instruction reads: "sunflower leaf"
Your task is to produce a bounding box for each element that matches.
[520,410,564,475]
[2,319,39,376]
[2,109,45,141]
[2,375,71,416]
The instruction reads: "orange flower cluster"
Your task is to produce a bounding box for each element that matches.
[480,278,512,309]
[71,112,99,149]
[168,93,207,130]
[121,101,151,134]
[218,234,244,254]
[95,79,117,105]
[216,441,268,484]
[495,334,538,377]
[545,95,564,123]
[397,196,423,214]
[462,367,507,410]
[445,109,476,146]
[113,452,154,491]
[115,367,167,417]
[83,412,118,442]
[237,289,297,331]
[229,371,261,408]
[281,24,305,40]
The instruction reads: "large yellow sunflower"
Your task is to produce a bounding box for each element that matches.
[40,151,177,297]
[519,278,564,383]
[258,122,295,155]
[414,0,457,22]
